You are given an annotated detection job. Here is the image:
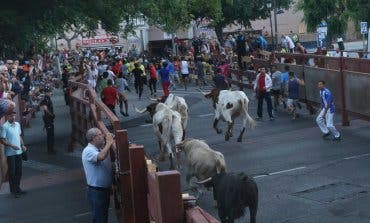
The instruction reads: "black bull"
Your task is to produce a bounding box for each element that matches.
[199,172,258,223]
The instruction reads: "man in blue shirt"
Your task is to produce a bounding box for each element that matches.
[280,65,290,109]
[159,61,171,96]
[316,81,341,140]
[256,35,267,50]
[82,128,114,223]
[0,111,27,198]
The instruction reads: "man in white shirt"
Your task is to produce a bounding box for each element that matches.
[254,67,274,121]
[281,34,295,53]
[82,128,114,223]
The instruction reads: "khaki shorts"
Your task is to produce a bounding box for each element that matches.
[118,92,127,101]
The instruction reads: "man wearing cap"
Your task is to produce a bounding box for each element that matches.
[40,87,55,154]
[0,111,27,198]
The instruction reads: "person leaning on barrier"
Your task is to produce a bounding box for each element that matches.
[82,128,114,223]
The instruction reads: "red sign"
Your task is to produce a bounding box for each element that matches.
[81,34,119,46]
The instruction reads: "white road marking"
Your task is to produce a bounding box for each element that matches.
[140,124,153,127]
[343,153,370,160]
[253,174,269,179]
[269,166,306,175]
[197,113,214,118]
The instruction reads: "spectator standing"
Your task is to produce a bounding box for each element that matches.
[82,128,114,223]
[159,61,171,97]
[40,87,55,154]
[101,79,118,115]
[316,81,341,140]
[0,112,27,198]
[236,31,247,69]
[281,34,295,53]
[196,57,206,88]
[254,67,274,121]
[256,35,268,50]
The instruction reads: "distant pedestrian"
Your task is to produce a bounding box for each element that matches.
[0,112,27,198]
[254,67,274,121]
[148,63,157,96]
[101,79,118,115]
[115,73,129,116]
[40,87,55,154]
[270,65,282,111]
[316,81,341,140]
[82,128,114,223]
[159,61,171,97]
[132,63,144,99]
[180,57,189,90]
[286,72,305,120]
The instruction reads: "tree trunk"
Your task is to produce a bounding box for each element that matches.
[215,24,224,45]
[66,39,72,50]
[171,33,176,57]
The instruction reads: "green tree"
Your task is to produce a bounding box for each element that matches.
[213,0,292,43]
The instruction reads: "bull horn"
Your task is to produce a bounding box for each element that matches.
[133,105,147,114]
[195,177,212,185]
[148,97,158,102]
[196,88,210,96]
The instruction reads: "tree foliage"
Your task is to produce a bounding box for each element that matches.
[213,0,292,43]
[297,0,370,41]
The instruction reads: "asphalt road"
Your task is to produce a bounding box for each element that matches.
[1,84,369,223]
[127,85,370,223]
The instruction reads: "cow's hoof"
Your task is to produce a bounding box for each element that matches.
[216,129,222,134]
[237,137,242,142]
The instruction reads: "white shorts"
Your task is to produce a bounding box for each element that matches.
[287,99,298,108]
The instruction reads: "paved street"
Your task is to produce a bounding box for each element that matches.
[1,84,369,223]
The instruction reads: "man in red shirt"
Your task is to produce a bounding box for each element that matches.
[101,79,118,115]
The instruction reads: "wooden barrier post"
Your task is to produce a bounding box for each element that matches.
[129,145,149,223]
[156,171,184,223]
[116,130,134,223]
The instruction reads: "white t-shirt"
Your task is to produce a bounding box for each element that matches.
[181,61,189,74]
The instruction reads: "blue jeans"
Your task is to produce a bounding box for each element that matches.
[87,186,110,223]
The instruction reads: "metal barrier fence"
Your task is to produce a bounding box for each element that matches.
[228,52,370,125]
[68,80,220,223]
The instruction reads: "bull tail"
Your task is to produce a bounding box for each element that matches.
[240,98,256,129]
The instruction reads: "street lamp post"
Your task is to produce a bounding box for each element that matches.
[267,1,274,50]
[273,0,278,50]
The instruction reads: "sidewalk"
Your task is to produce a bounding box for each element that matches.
[0,89,117,223]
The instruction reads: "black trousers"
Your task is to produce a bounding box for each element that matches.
[149,78,157,94]
[257,91,273,118]
[7,154,22,194]
[45,124,54,152]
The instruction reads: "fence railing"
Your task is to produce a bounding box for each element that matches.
[68,80,220,223]
[227,53,370,125]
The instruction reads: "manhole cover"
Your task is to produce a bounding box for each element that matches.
[293,182,367,203]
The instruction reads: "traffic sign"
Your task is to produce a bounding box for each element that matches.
[360,22,368,34]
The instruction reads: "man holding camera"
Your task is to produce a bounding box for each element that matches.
[82,128,114,223]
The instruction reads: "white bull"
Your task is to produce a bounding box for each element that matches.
[176,138,226,194]
[150,93,189,131]
[201,89,256,142]
[135,102,183,169]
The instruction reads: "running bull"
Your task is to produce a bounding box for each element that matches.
[200,89,256,142]
[197,172,258,223]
